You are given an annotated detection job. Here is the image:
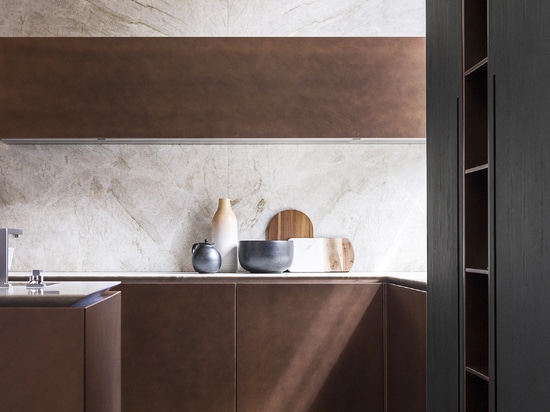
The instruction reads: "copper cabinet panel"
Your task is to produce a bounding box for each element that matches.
[114,283,236,412]
[236,283,384,412]
[0,308,84,411]
[86,291,122,412]
[386,284,426,412]
[0,291,121,412]
[0,37,425,140]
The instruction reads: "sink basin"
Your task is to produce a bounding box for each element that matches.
[0,281,120,307]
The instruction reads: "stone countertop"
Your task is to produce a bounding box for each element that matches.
[0,280,120,307]
[9,272,426,291]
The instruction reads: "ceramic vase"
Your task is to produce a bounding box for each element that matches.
[211,198,238,272]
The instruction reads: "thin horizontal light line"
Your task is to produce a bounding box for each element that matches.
[1,137,426,145]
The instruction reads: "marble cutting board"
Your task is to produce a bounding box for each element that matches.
[288,238,354,272]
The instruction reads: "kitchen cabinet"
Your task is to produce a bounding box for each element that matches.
[237,283,384,412]
[0,37,425,142]
[113,283,236,412]
[386,284,426,412]
[428,0,550,410]
[0,291,121,412]
[115,279,425,412]
[426,0,462,409]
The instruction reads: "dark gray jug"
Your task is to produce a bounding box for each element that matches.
[192,240,222,273]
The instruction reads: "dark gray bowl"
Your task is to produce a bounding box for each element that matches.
[238,240,294,273]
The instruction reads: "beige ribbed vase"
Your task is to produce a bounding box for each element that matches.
[211,198,239,273]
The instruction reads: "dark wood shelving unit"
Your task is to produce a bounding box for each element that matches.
[430,0,550,408]
[462,0,490,409]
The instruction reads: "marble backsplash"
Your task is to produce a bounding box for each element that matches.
[1,142,426,272]
[1,0,426,272]
[2,0,425,37]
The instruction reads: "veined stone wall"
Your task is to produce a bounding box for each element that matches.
[0,0,426,272]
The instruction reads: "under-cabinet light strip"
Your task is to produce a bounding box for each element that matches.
[1,137,425,145]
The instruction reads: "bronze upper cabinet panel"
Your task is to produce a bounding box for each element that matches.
[0,37,425,141]
[236,283,384,412]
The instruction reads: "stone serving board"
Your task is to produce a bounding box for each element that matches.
[288,238,355,272]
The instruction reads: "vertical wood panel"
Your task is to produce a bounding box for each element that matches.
[492,2,550,410]
[426,0,462,409]
[0,37,425,140]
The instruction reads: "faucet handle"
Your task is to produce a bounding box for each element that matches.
[27,270,45,289]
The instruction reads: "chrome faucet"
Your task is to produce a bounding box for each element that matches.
[1,228,23,288]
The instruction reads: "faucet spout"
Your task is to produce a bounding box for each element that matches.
[1,228,23,288]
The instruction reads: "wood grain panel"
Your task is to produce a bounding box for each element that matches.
[266,209,314,240]
[114,283,236,412]
[492,2,550,410]
[0,37,425,140]
[386,284,427,412]
[426,0,462,408]
[237,283,384,412]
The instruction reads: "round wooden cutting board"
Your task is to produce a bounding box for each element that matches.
[266,210,314,240]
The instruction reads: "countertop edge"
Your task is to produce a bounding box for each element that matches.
[9,271,426,291]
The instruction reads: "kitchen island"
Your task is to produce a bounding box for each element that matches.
[0,281,121,412]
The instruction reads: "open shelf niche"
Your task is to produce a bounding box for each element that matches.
[462,0,490,409]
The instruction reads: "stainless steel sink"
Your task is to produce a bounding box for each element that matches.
[8,282,58,287]
[0,280,120,307]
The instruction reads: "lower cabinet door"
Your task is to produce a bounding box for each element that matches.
[236,283,384,412]
[386,284,427,412]
[116,283,236,412]
[0,292,121,412]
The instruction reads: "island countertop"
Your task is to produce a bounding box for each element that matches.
[0,280,120,307]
